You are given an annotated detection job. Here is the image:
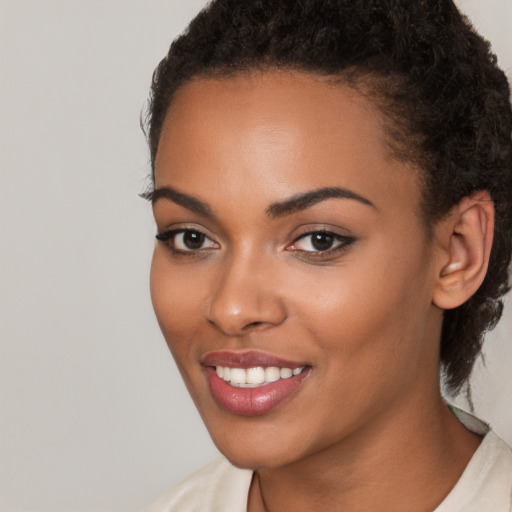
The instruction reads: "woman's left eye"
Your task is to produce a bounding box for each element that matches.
[289,230,354,254]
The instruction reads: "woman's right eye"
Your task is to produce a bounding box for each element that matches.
[155,229,219,254]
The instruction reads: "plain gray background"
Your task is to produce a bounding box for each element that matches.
[0,1,511,510]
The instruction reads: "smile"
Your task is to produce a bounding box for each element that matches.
[202,351,311,416]
[215,366,306,387]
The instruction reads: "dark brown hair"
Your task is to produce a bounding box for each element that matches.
[144,0,512,394]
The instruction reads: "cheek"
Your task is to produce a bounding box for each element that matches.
[286,239,434,375]
[277,260,433,445]
[149,250,216,412]
[149,249,204,361]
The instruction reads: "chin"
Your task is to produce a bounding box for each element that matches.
[220,446,298,471]
[205,419,308,471]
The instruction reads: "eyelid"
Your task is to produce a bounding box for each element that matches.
[155,222,216,239]
[288,223,352,242]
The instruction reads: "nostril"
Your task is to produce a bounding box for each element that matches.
[244,321,264,330]
[241,320,282,333]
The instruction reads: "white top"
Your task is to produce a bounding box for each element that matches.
[147,408,512,512]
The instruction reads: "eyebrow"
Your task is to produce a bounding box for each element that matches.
[142,185,375,218]
[141,186,213,217]
[266,186,376,218]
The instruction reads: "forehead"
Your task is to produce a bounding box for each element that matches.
[154,70,421,215]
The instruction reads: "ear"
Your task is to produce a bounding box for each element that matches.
[432,191,494,310]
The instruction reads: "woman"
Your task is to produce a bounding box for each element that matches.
[144,0,512,510]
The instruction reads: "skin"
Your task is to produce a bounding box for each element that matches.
[150,71,484,511]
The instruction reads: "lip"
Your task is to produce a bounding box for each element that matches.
[202,350,311,416]
[202,350,307,369]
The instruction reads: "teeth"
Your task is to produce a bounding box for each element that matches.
[246,367,265,385]
[230,368,246,385]
[280,368,293,379]
[265,366,281,383]
[214,365,306,387]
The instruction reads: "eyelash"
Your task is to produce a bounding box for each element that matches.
[155,228,355,260]
[288,230,355,259]
[155,228,219,256]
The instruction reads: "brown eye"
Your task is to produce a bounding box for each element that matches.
[155,229,219,253]
[182,231,206,250]
[292,231,344,252]
[287,230,355,260]
[310,232,335,251]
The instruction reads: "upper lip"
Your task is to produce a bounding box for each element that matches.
[201,350,308,369]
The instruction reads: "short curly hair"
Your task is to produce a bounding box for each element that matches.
[145,0,512,394]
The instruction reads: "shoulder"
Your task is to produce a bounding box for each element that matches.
[436,405,512,511]
[146,458,253,512]
[441,430,512,511]
[476,431,512,512]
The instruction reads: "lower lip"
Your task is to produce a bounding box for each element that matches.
[205,366,311,416]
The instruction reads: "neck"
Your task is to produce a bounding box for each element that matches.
[248,392,481,512]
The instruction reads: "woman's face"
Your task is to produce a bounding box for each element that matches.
[150,71,444,469]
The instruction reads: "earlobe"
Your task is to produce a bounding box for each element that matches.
[433,191,494,310]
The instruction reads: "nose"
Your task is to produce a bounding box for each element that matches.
[205,253,287,336]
